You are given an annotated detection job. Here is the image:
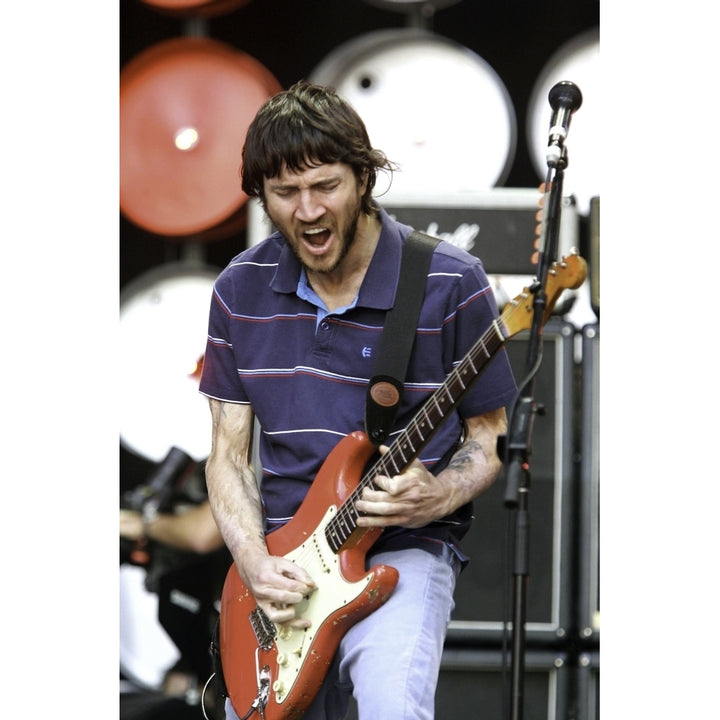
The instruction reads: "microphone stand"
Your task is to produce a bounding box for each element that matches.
[500,142,570,720]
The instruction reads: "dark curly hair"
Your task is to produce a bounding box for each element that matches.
[241,81,395,215]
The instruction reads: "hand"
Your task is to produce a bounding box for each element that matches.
[239,548,316,629]
[355,455,449,530]
[119,509,144,540]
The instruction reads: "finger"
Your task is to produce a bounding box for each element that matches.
[274,558,316,590]
[261,588,315,628]
[362,482,388,501]
[261,600,306,627]
[372,473,403,496]
[375,466,422,495]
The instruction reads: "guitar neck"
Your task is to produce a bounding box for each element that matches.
[326,299,522,552]
[373,317,508,477]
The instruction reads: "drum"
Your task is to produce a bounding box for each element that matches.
[309,29,516,199]
[119,262,218,463]
[526,28,600,214]
[120,563,180,691]
[120,37,281,237]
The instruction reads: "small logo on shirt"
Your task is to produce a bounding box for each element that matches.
[362,346,372,359]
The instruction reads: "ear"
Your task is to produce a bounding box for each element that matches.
[358,168,370,194]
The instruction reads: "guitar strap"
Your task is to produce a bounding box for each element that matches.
[365,230,439,446]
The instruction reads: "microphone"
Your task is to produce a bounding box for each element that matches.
[546,80,583,166]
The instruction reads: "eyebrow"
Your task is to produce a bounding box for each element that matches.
[267,172,343,192]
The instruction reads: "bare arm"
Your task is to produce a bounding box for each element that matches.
[356,407,508,528]
[205,399,264,560]
[205,399,314,626]
[119,502,224,554]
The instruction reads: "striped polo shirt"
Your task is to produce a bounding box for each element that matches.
[199,206,517,554]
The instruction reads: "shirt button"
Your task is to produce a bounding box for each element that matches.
[320,321,330,331]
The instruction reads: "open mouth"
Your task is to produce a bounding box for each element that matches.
[303,227,332,250]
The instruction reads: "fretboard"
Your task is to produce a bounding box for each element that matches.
[325,312,513,553]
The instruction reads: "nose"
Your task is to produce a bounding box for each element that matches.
[295,190,325,222]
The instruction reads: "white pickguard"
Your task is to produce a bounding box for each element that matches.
[269,505,374,703]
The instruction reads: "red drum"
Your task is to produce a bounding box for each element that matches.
[526,29,599,214]
[120,37,281,237]
[309,29,516,199]
[120,564,180,691]
[119,263,218,463]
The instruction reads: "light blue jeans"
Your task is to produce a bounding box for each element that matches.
[224,544,460,720]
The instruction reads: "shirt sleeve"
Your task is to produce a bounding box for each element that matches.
[198,273,249,404]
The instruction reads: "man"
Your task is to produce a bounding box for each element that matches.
[199,81,517,720]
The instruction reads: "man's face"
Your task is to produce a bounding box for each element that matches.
[263,162,367,275]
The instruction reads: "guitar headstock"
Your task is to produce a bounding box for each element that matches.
[501,250,587,338]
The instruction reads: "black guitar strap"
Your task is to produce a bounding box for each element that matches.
[365,230,439,446]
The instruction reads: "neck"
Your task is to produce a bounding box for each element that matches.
[307,212,381,312]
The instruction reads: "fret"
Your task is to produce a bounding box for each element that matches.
[459,361,474,381]
[337,511,352,538]
[416,406,433,437]
[491,317,506,343]
[439,384,455,410]
[394,445,408,466]
[384,453,402,477]
[327,525,341,552]
[475,335,491,359]
[431,394,443,420]
[453,366,467,391]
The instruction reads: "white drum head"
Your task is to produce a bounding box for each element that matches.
[119,263,218,463]
[310,29,516,198]
[527,29,600,214]
[119,564,180,690]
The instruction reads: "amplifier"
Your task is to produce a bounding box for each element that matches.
[577,650,600,720]
[379,187,580,277]
[447,320,577,644]
[589,196,599,316]
[579,323,600,642]
[435,648,569,720]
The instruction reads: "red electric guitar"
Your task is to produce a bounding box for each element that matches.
[219,251,587,720]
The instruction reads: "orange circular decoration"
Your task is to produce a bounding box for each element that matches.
[120,37,281,237]
[139,0,254,18]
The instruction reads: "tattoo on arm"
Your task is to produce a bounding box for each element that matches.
[448,439,487,473]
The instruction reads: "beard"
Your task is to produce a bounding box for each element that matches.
[269,195,363,276]
[312,209,360,275]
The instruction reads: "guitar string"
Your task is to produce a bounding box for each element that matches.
[309,287,537,555]
[325,321,508,551]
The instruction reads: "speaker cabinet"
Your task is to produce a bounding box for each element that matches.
[447,320,577,644]
[578,324,600,642]
[437,648,569,720]
[589,197,599,317]
[576,650,600,720]
[379,189,580,277]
